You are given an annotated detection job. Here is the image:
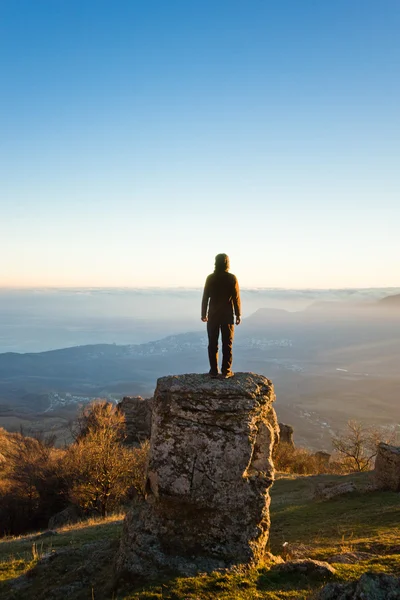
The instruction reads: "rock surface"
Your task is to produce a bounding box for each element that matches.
[327,551,374,564]
[281,542,314,560]
[314,481,356,500]
[374,443,400,492]
[117,396,153,444]
[48,505,82,530]
[278,423,294,447]
[318,572,400,599]
[275,558,336,577]
[314,451,331,466]
[115,372,279,579]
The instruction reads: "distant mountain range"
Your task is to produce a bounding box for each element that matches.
[1,294,400,448]
[379,293,400,307]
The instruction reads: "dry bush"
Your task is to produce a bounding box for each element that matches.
[325,455,355,475]
[65,401,148,517]
[274,443,319,474]
[0,403,150,536]
[127,439,149,498]
[71,399,126,442]
[273,443,347,475]
[331,420,398,472]
[0,431,67,535]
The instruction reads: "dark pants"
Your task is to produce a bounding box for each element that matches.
[207,320,234,374]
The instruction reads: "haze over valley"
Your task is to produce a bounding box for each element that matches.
[1,287,399,450]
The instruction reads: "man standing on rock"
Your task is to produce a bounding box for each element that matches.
[201,253,241,378]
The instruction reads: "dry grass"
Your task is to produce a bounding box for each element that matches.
[0,512,124,548]
[0,473,399,599]
[57,511,125,534]
[273,443,348,476]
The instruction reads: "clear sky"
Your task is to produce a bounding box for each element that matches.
[1,0,399,288]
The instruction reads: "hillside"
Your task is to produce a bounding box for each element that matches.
[379,293,400,308]
[1,472,399,599]
[1,303,400,449]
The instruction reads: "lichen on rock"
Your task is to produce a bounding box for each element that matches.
[374,443,400,492]
[117,396,153,445]
[115,372,279,579]
[278,423,294,447]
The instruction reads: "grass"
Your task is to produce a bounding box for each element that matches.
[0,473,399,599]
[0,512,123,551]
[269,472,400,557]
[119,568,327,599]
[0,514,123,598]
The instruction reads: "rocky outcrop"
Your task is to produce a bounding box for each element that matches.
[48,505,82,530]
[115,372,279,579]
[314,451,331,466]
[117,396,153,444]
[278,423,294,447]
[374,443,400,491]
[318,572,400,599]
[276,558,336,578]
[327,552,373,564]
[314,481,356,500]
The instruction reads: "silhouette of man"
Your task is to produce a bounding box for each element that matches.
[201,254,241,378]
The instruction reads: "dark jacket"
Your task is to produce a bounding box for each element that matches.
[201,270,241,324]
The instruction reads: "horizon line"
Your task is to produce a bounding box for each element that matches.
[0,285,399,292]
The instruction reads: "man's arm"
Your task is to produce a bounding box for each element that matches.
[233,276,241,325]
[201,276,211,321]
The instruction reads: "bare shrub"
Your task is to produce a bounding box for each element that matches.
[65,401,148,517]
[273,442,350,475]
[331,420,397,472]
[274,444,320,475]
[0,404,150,536]
[127,439,149,498]
[0,431,67,535]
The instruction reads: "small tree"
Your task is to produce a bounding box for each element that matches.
[331,420,396,472]
[0,430,67,535]
[66,401,147,517]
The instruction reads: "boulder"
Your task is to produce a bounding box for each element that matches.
[115,372,279,579]
[314,481,356,500]
[318,572,400,599]
[117,396,153,444]
[281,542,314,560]
[275,558,336,578]
[278,423,294,447]
[48,505,81,530]
[327,551,374,564]
[314,451,331,466]
[374,443,400,492]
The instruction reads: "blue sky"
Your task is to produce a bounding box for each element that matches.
[1,0,399,287]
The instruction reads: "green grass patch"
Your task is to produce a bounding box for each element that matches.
[118,566,322,600]
[0,517,123,599]
[269,472,400,558]
[0,518,123,562]
[333,554,400,580]
[0,473,399,599]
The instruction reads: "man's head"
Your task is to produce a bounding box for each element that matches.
[214,253,230,272]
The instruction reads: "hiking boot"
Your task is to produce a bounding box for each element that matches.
[209,370,219,379]
[221,371,234,379]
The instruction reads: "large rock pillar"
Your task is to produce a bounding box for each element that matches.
[116,372,279,578]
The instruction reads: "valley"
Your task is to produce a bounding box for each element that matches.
[1,298,399,450]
